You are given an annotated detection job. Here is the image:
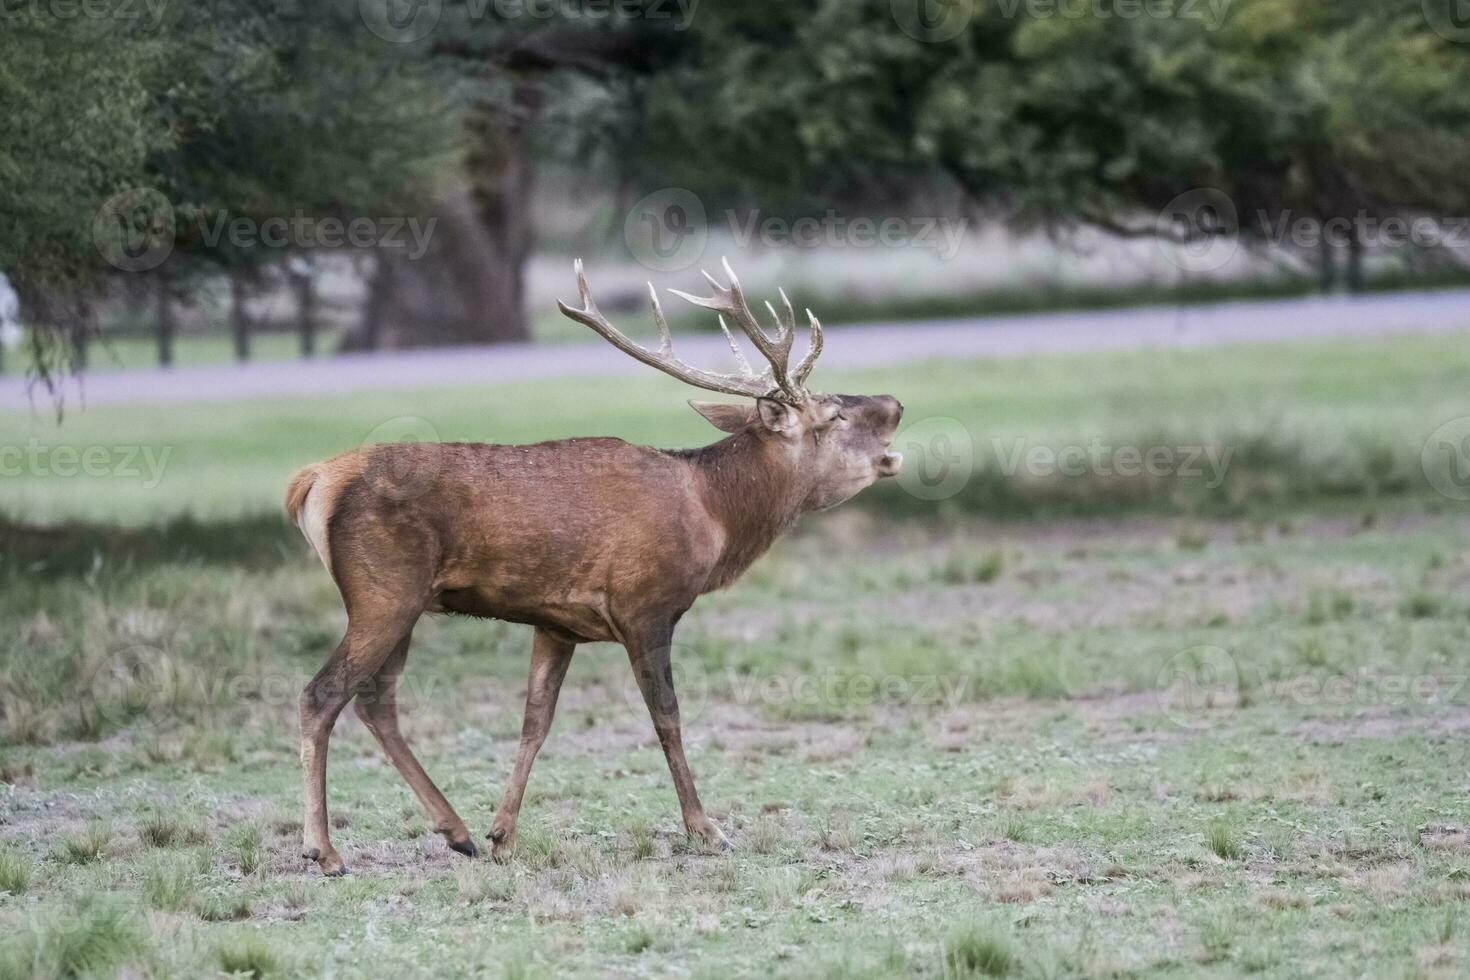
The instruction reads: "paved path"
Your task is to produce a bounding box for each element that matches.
[4,288,1467,409]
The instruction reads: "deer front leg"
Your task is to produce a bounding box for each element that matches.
[489,628,575,860]
[626,627,730,850]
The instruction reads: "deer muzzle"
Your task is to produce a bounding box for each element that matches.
[877,451,904,477]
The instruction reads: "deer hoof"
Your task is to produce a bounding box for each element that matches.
[693,821,733,852]
[305,846,348,876]
[448,837,479,859]
[487,827,516,862]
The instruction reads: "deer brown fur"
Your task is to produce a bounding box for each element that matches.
[286,263,902,875]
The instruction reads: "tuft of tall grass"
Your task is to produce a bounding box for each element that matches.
[194,890,252,922]
[141,853,198,911]
[0,843,32,894]
[941,924,1016,978]
[223,823,265,877]
[138,808,208,848]
[215,934,279,978]
[0,898,147,979]
[55,821,111,865]
[1206,822,1243,861]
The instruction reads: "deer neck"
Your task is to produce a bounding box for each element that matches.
[686,430,807,589]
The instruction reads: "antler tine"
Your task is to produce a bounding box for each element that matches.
[558,261,772,401]
[777,288,797,333]
[792,309,824,387]
[560,260,825,403]
[717,315,760,379]
[670,257,804,401]
[647,283,673,357]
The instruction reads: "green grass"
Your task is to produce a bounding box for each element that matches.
[2,332,1470,976]
[2,332,1467,528]
[2,503,1470,975]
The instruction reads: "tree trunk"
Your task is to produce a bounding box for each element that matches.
[1318,238,1336,294]
[292,266,317,358]
[346,88,538,350]
[230,271,252,362]
[355,255,387,352]
[156,272,175,368]
[69,308,90,373]
[1346,226,1366,293]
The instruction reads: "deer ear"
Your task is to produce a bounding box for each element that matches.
[755,397,797,433]
[688,400,754,433]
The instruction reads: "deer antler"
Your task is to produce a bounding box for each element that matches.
[557,258,823,404]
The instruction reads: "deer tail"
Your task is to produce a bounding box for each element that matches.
[285,465,335,579]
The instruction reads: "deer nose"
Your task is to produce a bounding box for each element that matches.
[877,451,903,477]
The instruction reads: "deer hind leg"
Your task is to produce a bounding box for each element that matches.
[299,604,420,876]
[489,627,575,860]
[353,632,476,858]
[626,626,730,850]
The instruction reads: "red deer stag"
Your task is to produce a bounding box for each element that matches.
[285,259,903,874]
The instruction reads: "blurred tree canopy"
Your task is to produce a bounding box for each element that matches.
[3,0,1468,377]
[628,0,1470,246]
[0,1,455,380]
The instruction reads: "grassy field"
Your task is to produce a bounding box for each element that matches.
[2,332,1468,528]
[2,333,1470,978]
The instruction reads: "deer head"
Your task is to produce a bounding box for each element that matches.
[559,259,904,511]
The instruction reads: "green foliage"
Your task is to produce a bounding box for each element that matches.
[2,2,456,362]
[633,0,1470,238]
[0,12,164,284]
